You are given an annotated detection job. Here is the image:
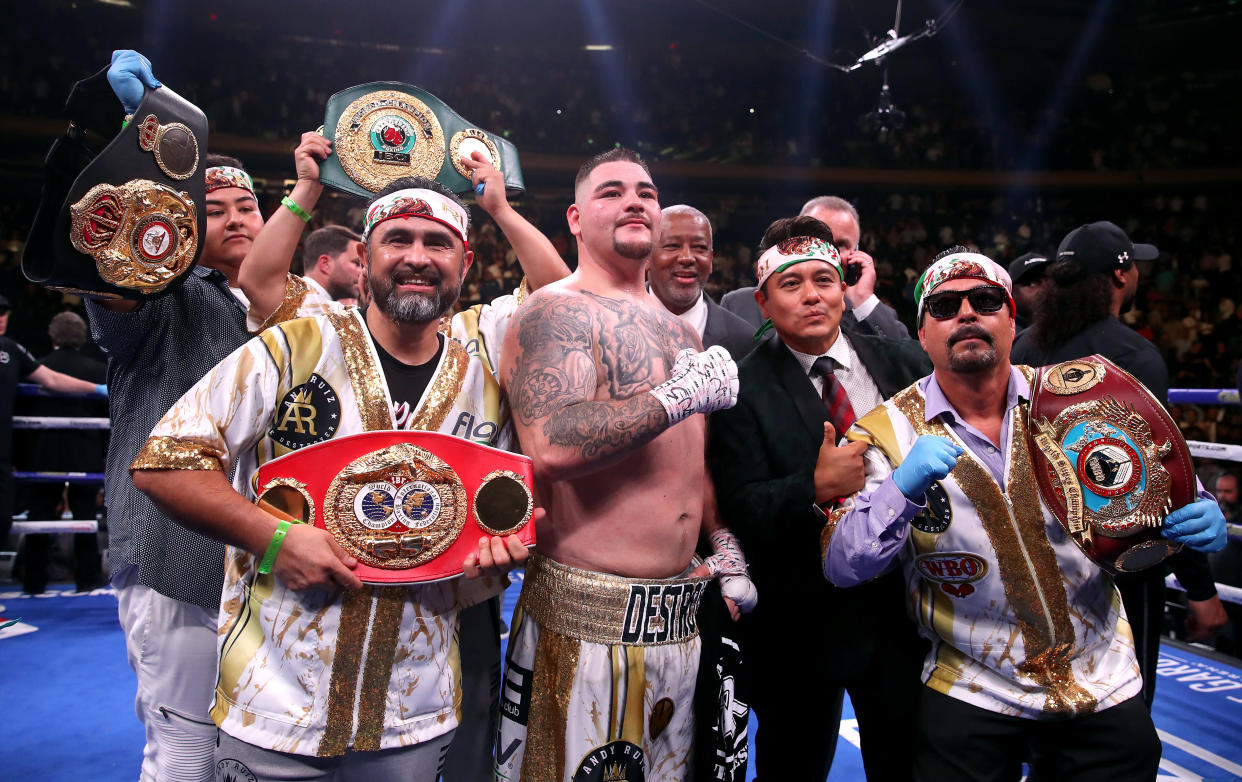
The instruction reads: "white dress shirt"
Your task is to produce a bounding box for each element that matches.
[650,286,709,339]
[786,331,885,421]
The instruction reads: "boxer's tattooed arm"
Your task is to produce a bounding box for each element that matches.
[579,291,698,394]
[509,295,596,423]
[508,292,684,471]
[543,396,668,461]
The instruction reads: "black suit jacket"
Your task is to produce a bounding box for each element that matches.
[701,295,756,359]
[708,325,930,674]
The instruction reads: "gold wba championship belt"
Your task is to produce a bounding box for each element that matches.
[24,66,207,300]
[253,431,535,584]
[317,82,525,200]
[1026,355,1196,573]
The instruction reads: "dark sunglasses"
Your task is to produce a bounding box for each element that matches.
[923,285,1008,320]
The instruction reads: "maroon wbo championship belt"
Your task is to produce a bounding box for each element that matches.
[253,431,535,584]
[1026,355,1195,573]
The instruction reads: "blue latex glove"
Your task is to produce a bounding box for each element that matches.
[892,435,963,501]
[95,384,108,398]
[1162,498,1227,552]
[107,50,161,115]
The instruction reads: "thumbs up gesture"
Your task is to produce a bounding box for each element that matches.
[813,421,870,504]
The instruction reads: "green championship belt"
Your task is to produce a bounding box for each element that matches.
[318,82,524,200]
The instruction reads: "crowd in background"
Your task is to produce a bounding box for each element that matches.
[2,3,1239,173]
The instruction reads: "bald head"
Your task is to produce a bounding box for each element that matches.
[800,195,861,252]
[1217,473,1239,508]
[800,196,859,225]
[661,205,713,244]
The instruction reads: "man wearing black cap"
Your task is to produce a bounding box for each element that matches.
[1013,221,1162,396]
[1006,251,1049,335]
[1012,220,1227,707]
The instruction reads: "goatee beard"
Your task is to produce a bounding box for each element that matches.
[946,324,998,372]
[614,237,652,260]
[370,267,461,324]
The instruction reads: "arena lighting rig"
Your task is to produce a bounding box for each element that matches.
[696,0,964,133]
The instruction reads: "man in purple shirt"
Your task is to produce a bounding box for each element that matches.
[821,246,1226,781]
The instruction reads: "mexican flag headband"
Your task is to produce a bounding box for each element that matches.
[362,187,469,246]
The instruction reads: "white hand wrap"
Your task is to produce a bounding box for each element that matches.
[720,575,758,614]
[704,528,757,613]
[648,345,739,426]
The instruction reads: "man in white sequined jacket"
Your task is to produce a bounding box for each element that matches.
[130,177,556,780]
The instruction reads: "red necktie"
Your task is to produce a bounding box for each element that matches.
[812,356,856,434]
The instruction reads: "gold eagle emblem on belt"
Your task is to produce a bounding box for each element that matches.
[68,179,197,294]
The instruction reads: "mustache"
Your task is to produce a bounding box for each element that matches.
[949,325,993,346]
[617,214,651,228]
[391,265,443,285]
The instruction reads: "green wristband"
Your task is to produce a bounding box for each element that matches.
[258,520,292,574]
[281,195,312,223]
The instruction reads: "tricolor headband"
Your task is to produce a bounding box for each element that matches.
[205,166,255,197]
[914,252,1015,322]
[362,187,469,245]
[755,236,843,291]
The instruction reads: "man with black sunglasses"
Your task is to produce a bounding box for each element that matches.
[821,246,1226,780]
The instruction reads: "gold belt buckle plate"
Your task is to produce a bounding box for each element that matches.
[68,179,198,294]
[324,442,468,569]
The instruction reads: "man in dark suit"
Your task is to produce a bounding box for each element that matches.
[650,204,756,360]
[721,195,909,340]
[21,312,107,593]
[710,216,931,780]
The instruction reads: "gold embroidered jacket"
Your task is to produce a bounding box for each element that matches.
[822,368,1142,719]
[132,308,507,755]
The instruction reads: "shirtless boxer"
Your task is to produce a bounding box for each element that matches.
[494,148,739,782]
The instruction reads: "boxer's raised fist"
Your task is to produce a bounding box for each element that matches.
[649,345,738,426]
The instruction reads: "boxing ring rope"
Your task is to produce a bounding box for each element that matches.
[14,417,109,430]
[1169,389,1240,406]
[1162,387,1242,607]
[8,384,108,538]
[16,383,108,400]
[1168,575,1242,608]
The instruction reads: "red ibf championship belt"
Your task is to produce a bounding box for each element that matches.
[252,431,535,584]
[1026,355,1194,573]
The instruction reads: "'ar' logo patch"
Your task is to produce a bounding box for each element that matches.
[269,373,340,450]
